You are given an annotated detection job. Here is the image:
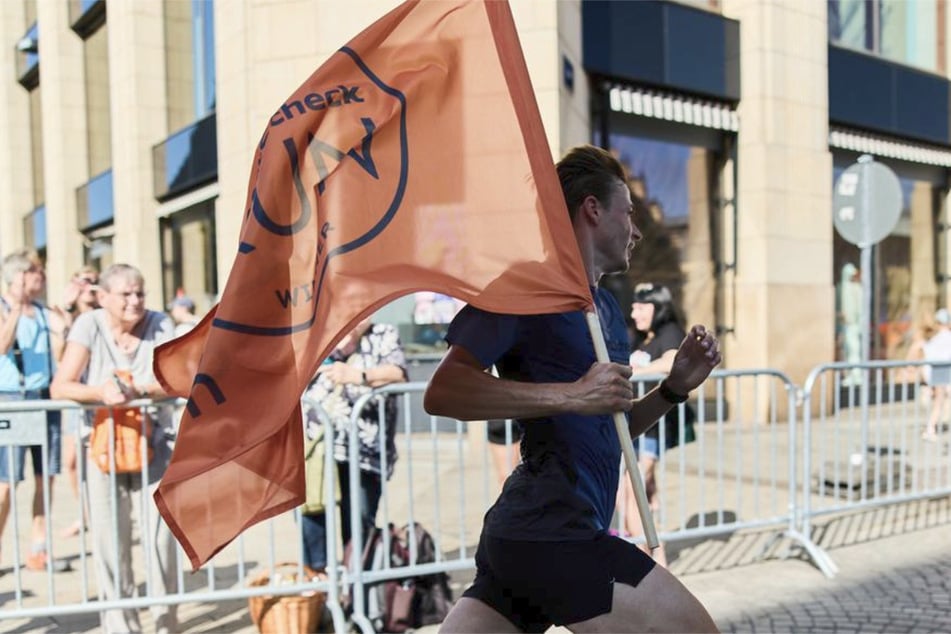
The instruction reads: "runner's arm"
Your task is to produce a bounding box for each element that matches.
[424,343,634,421]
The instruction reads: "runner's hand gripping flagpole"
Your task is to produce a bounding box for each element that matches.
[585,310,659,550]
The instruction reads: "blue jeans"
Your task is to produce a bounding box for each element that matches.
[301,462,382,570]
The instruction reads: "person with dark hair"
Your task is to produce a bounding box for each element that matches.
[425,145,721,633]
[623,282,694,567]
[300,318,408,571]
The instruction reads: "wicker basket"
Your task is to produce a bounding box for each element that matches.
[248,563,327,634]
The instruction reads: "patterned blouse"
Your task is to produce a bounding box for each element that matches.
[303,323,407,479]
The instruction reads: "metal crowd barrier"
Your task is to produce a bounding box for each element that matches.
[0,398,344,632]
[0,362,949,630]
[798,359,951,577]
[342,370,806,631]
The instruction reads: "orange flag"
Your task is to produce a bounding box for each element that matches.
[153,0,593,569]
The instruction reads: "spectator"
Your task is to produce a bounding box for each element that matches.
[56,265,101,328]
[300,318,407,571]
[0,249,67,572]
[50,263,178,633]
[623,282,694,567]
[58,266,100,538]
[168,292,198,337]
[921,308,951,441]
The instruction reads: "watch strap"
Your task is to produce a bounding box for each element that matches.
[658,379,688,404]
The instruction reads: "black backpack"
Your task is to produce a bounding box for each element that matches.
[349,522,454,632]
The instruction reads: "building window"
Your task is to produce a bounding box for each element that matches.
[600,132,734,338]
[592,84,737,339]
[193,0,215,118]
[23,205,46,254]
[84,233,114,273]
[160,200,217,314]
[832,153,949,363]
[69,0,106,36]
[671,0,722,12]
[15,20,39,88]
[164,0,215,133]
[829,0,944,73]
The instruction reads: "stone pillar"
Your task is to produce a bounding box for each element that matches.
[213,0,331,279]
[36,0,89,295]
[0,2,33,257]
[557,0,591,152]
[721,0,834,384]
[107,0,167,306]
[509,1,560,156]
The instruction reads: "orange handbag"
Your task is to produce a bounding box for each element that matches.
[90,406,154,474]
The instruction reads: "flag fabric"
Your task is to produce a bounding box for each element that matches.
[153,0,593,569]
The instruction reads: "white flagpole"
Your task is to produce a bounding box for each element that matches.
[585,310,659,550]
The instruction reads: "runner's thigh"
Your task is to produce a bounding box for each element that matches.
[567,564,719,634]
[439,597,522,634]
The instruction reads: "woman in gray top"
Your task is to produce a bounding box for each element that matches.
[51,263,178,634]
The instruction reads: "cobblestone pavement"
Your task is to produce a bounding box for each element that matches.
[678,498,951,634]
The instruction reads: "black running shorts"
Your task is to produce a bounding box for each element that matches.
[462,532,657,632]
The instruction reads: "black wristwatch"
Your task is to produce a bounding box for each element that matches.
[658,380,688,404]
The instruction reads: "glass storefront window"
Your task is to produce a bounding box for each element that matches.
[160,200,218,315]
[829,0,942,73]
[599,132,729,336]
[193,0,216,117]
[832,155,948,364]
[84,234,113,272]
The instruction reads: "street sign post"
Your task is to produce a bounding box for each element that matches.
[832,155,902,475]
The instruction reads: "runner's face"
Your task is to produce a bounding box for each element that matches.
[599,180,639,274]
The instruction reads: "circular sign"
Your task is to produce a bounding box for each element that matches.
[833,157,902,247]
